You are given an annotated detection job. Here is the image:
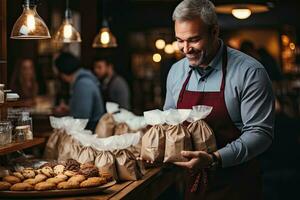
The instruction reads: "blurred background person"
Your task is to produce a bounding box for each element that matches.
[10,58,39,106]
[92,56,130,109]
[54,52,105,131]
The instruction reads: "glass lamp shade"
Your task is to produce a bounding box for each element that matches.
[92,27,117,48]
[54,19,81,43]
[11,5,51,39]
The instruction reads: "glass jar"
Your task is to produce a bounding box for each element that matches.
[0,121,12,146]
[0,84,4,104]
[16,112,33,140]
[14,126,27,142]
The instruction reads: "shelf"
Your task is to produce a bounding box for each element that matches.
[0,101,26,108]
[0,138,46,156]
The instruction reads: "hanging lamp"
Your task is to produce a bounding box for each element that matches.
[92,0,117,48]
[53,0,81,43]
[215,3,270,20]
[11,0,51,39]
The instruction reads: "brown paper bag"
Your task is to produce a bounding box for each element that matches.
[43,129,62,160]
[114,149,142,181]
[141,125,165,163]
[77,146,96,164]
[114,123,130,135]
[57,132,74,161]
[95,113,116,138]
[69,138,82,161]
[187,120,217,153]
[164,124,192,163]
[94,151,118,181]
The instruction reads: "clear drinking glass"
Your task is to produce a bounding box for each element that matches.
[0,121,12,146]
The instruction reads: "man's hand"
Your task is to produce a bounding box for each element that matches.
[174,151,213,172]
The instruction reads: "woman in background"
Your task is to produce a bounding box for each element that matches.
[10,58,38,106]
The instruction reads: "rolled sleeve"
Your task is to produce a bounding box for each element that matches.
[219,67,275,168]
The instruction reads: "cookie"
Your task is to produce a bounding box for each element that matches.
[10,183,34,191]
[64,170,76,177]
[41,166,54,177]
[3,175,21,184]
[57,181,80,189]
[34,182,56,191]
[80,177,106,188]
[53,165,65,175]
[68,175,86,183]
[23,178,39,185]
[13,172,25,180]
[22,169,36,179]
[65,159,80,171]
[101,172,113,182]
[46,177,65,185]
[79,166,99,178]
[55,174,68,181]
[35,174,48,182]
[0,181,11,190]
[80,162,94,170]
[35,169,43,174]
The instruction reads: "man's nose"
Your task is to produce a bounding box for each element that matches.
[182,41,191,54]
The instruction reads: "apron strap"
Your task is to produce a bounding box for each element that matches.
[220,45,228,91]
[178,69,193,103]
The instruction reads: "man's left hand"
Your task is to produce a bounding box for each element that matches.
[174,151,213,172]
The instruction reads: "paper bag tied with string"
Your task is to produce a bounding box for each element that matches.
[77,146,96,164]
[187,105,217,153]
[141,109,166,163]
[95,102,119,138]
[94,150,118,181]
[163,109,192,163]
[114,122,130,135]
[43,129,64,160]
[114,149,142,181]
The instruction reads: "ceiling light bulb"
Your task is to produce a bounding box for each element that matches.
[231,8,251,19]
[100,31,110,44]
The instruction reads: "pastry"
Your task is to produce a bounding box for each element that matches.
[23,178,39,185]
[3,175,21,184]
[64,170,77,177]
[55,174,68,181]
[22,168,36,179]
[10,183,34,191]
[46,177,65,185]
[68,174,86,183]
[101,172,113,182]
[35,174,48,182]
[40,161,58,168]
[53,165,65,175]
[80,162,94,170]
[34,182,56,191]
[0,181,11,190]
[65,159,80,171]
[80,177,106,188]
[35,168,43,174]
[79,166,99,178]
[13,172,25,180]
[41,166,54,177]
[57,181,80,189]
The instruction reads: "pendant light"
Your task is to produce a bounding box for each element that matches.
[92,0,117,48]
[215,3,270,20]
[53,0,81,43]
[11,0,50,39]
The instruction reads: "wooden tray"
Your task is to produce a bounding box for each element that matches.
[0,180,116,198]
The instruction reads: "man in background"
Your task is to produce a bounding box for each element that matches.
[92,56,130,109]
[54,52,105,131]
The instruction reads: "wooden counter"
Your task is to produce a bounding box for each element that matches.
[43,166,183,200]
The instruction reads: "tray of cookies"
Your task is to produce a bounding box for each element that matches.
[0,159,116,197]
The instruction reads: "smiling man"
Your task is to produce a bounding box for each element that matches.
[164,0,275,199]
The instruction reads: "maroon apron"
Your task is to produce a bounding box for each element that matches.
[177,45,263,200]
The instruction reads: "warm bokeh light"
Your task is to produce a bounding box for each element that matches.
[63,24,72,39]
[231,8,251,19]
[290,42,296,50]
[155,39,166,49]
[172,41,179,51]
[153,53,162,62]
[282,35,290,46]
[164,44,175,54]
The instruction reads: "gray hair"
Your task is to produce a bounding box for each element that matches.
[172,0,218,26]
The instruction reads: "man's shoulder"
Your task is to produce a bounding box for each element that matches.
[227,47,265,72]
[168,57,188,77]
